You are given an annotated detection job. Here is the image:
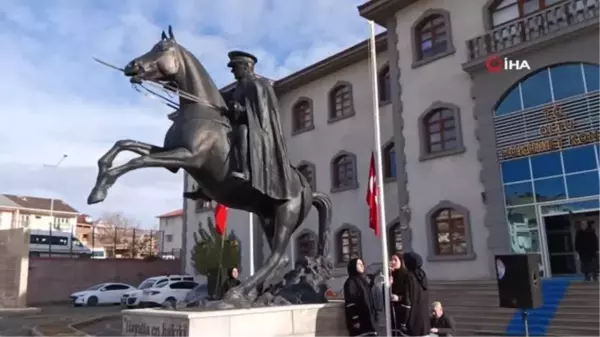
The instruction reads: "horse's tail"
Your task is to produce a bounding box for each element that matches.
[312,192,333,257]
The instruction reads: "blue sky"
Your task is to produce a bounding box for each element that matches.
[0,0,379,227]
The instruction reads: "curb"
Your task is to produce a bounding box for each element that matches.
[29,313,121,337]
[0,307,42,315]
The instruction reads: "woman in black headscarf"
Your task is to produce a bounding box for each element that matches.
[219,267,241,298]
[399,252,430,336]
[389,253,408,336]
[344,258,378,336]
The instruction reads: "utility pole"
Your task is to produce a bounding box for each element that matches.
[43,154,68,257]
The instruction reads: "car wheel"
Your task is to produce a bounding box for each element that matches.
[87,296,98,306]
[163,297,177,309]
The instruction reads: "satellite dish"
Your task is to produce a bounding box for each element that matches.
[85,216,92,223]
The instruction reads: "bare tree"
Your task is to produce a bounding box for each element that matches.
[92,212,156,258]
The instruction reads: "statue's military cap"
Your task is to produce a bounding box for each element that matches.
[227,50,258,67]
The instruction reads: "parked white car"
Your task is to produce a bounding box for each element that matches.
[91,247,107,259]
[71,282,136,306]
[121,274,194,308]
[138,280,199,308]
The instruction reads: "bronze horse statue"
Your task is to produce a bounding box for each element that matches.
[87,26,332,304]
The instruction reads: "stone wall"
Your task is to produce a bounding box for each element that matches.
[28,257,180,305]
[0,228,29,308]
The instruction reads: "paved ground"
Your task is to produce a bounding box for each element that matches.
[77,316,123,336]
[0,305,122,336]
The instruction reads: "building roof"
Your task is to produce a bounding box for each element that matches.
[157,209,184,218]
[1,194,79,213]
[219,32,388,95]
[0,194,21,208]
[358,0,418,25]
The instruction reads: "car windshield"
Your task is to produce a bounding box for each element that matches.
[138,280,156,289]
[72,238,84,247]
[86,283,105,291]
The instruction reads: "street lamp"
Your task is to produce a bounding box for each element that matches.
[43,154,68,257]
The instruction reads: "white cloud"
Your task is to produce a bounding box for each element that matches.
[0,0,376,226]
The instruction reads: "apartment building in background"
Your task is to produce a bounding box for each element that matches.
[0,194,79,232]
[157,209,184,258]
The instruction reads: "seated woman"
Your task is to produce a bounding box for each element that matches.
[430,301,456,337]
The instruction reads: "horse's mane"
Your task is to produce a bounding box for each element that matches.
[176,44,227,109]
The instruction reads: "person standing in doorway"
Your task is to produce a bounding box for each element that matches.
[399,252,430,336]
[575,220,599,281]
[344,258,378,336]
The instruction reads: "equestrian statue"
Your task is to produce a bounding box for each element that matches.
[87,26,333,307]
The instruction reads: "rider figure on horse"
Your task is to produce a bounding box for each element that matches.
[225,50,298,201]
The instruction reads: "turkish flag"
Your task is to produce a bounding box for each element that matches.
[366,153,379,237]
[214,204,228,236]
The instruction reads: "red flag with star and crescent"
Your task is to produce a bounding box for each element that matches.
[366,152,380,237]
[214,204,228,236]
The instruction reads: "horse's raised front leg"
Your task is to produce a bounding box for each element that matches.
[97,139,163,172]
[87,147,193,205]
[88,140,163,205]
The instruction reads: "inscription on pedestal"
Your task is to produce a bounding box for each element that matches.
[122,315,189,336]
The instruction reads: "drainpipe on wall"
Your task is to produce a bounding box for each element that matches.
[180,173,189,274]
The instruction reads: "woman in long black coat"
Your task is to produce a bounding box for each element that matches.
[344,258,378,336]
[399,252,430,336]
[389,253,408,336]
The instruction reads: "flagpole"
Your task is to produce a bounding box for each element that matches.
[248,212,255,276]
[368,20,392,337]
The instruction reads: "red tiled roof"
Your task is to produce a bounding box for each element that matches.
[2,194,79,213]
[156,209,184,218]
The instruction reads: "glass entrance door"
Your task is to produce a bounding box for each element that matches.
[544,214,578,275]
[539,198,600,277]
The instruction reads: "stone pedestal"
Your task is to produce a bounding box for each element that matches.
[122,301,346,336]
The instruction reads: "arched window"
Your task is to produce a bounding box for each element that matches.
[337,225,361,265]
[331,152,358,192]
[328,82,354,121]
[388,222,403,256]
[424,108,457,154]
[296,230,318,259]
[489,0,563,27]
[425,201,475,260]
[418,102,465,160]
[383,141,396,179]
[378,65,391,104]
[495,63,599,116]
[292,98,314,134]
[431,208,467,255]
[297,161,316,191]
[411,9,455,67]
